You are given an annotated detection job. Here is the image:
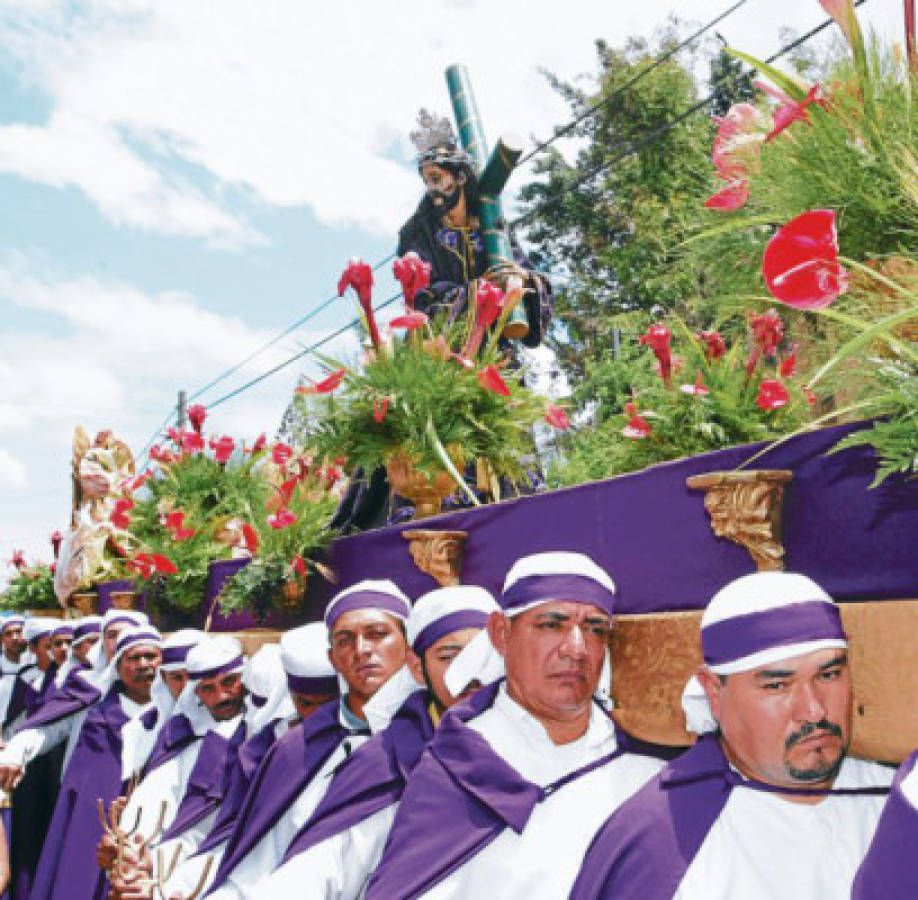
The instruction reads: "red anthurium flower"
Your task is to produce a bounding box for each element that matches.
[756,378,791,411]
[765,84,824,142]
[252,433,267,454]
[277,477,298,506]
[762,210,848,309]
[544,403,570,430]
[712,102,765,180]
[779,344,799,378]
[187,404,207,434]
[209,435,235,464]
[272,442,293,467]
[50,531,63,558]
[268,508,298,530]
[338,258,382,350]
[373,396,389,424]
[10,550,25,570]
[110,498,134,530]
[697,330,727,361]
[296,368,348,395]
[128,471,152,492]
[181,431,204,455]
[819,0,857,44]
[166,427,183,446]
[748,309,785,356]
[639,323,673,384]
[130,553,178,579]
[705,179,749,212]
[477,365,511,397]
[290,555,308,578]
[165,510,195,541]
[242,523,259,555]
[745,346,761,378]
[392,252,432,311]
[622,402,653,439]
[151,554,178,575]
[463,279,505,357]
[680,372,710,396]
[389,312,429,330]
[149,444,176,464]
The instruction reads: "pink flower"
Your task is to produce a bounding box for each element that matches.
[697,330,727,361]
[272,442,293,466]
[680,372,710,396]
[296,369,348,395]
[373,396,389,423]
[712,103,765,180]
[760,83,825,142]
[622,402,652,439]
[779,344,799,378]
[544,403,570,430]
[252,433,267,454]
[268,508,298,530]
[749,310,785,357]
[762,210,848,309]
[187,404,207,434]
[463,279,505,358]
[705,180,750,212]
[242,523,259,555]
[50,531,63,559]
[166,426,183,446]
[110,498,134,530]
[128,471,152,492]
[639,323,673,384]
[209,435,235,464]
[149,444,176,464]
[389,312,429,330]
[338,258,381,350]
[392,252,431,310]
[477,365,511,397]
[9,550,25,570]
[756,379,791,411]
[290,555,308,578]
[181,431,204,455]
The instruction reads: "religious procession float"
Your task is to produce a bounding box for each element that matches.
[4,0,915,767]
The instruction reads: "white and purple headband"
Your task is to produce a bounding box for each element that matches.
[186,636,244,681]
[51,623,75,640]
[109,625,163,671]
[2,615,25,632]
[682,572,848,734]
[160,629,205,673]
[24,617,58,644]
[101,609,149,635]
[73,616,102,646]
[281,622,338,696]
[501,551,617,618]
[407,585,498,656]
[323,579,411,632]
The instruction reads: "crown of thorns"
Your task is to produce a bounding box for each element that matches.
[411,109,473,169]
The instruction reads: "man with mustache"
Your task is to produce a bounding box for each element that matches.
[200,579,412,900]
[365,552,663,899]
[570,572,895,900]
[31,624,165,900]
[248,584,499,900]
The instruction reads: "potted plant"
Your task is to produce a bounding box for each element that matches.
[2,552,60,613]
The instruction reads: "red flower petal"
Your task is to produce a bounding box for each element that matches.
[756,378,791,411]
[704,180,749,211]
[272,442,293,466]
[544,403,570,430]
[389,312,429,330]
[477,365,510,397]
[187,404,207,434]
[290,554,308,577]
[392,252,432,309]
[373,396,389,424]
[338,258,374,306]
[151,554,178,575]
[242,523,259,555]
[297,369,347,395]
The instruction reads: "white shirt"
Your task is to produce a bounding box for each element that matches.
[421,685,663,899]
[675,756,895,900]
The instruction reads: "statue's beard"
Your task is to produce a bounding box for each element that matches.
[429,183,462,214]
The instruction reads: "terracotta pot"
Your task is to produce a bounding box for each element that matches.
[386,450,460,520]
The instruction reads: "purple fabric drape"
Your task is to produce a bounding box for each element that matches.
[143,713,197,775]
[22,666,101,729]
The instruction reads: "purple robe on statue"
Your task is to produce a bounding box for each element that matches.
[158,721,247,844]
[281,689,435,863]
[205,700,366,895]
[852,750,918,899]
[29,685,144,900]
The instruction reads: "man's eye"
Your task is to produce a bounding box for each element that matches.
[762,682,787,691]
[819,669,842,681]
[537,621,561,630]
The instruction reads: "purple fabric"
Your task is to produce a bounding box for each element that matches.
[2,666,34,730]
[0,806,9,900]
[162,644,194,665]
[286,674,339,695]
[73,620,101,641]
[104,613,144,631]
[502,574,615,616]
[114,628,160,655]
[97,579,141,615]
[197,718,281,854]
[190,655,243,680]
[158,720,247,844]
[26,664,59,717]
[702,600,845,666]
[206,700,361,894]
[143,713,198,775]
[316,422,916,615]
[21,666,101,729]
[852,751,918,899]
[51,624,74,639]
[282,690,435,863]
[412,611,489,655]
[30,685,132,900]
[1,618,24,632]
[325,591,410,629]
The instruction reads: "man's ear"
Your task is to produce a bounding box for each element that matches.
[406,650,425,686]
[486,612,511,658]
[696,666,723,721]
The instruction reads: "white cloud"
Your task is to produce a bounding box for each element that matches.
[0,448,28,489]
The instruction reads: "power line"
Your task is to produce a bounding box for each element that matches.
[516,0,750,167]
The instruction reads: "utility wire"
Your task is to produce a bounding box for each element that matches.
[517,0,750,167]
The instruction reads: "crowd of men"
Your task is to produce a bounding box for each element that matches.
[0,552,912,899]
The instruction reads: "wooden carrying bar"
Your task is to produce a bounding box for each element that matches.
[609,599,918,763]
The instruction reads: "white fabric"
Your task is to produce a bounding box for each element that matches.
[323,579,411,626]
[98,625,163,689]
[406,585,498,648]
[420,685,662,899]
[187,635,242,678]
[902,758,918,809]
[207,704,370,900]
[683,572,847,735]
[244,643,295,735]
[71,615,102,646]
[0,654,21,732]
[502,551,616,617]
[280,623,335,680]
[362,665,422,735]
[161,629,206,672]
[674,757,894,900]
[24,617,57,643]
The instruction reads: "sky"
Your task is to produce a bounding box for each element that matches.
[0,0,903,580]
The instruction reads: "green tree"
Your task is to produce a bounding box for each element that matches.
[709,46,755,116]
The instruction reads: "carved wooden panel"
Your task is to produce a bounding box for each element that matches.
[609,600,918,763]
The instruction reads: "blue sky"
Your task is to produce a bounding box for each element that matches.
[0,0,901,581]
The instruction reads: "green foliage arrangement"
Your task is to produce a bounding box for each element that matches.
[2,562,57,611]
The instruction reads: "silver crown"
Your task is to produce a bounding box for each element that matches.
[410,109,458,156]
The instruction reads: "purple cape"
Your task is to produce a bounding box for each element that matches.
[365,682,636,900]
[158,720,246,843]
[205,700,359,894]
[282,690,435,863]
[21,665,101,729]
[197,718,282,854]
[3,666,36,730]
[29,684,137,900]
[143,712,198,775]
[852,750,918,899]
